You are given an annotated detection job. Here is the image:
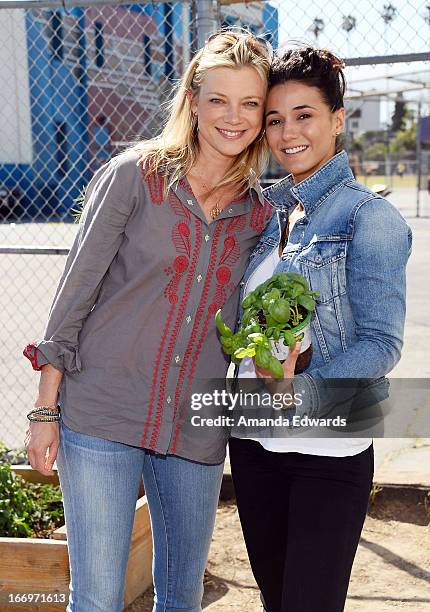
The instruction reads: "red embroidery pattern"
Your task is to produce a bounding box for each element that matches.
[169,191,192,219]
[170,219,226,451]
[172,222,191,257]
[177,177,193,194]
[171,214,247,452]
[171,305,216,453]
[249,199,273,233]
[148,220,202,450]
[146,172,164,206]
[141,193,198,447]
[144,191,202,448]
[225,215,246,234]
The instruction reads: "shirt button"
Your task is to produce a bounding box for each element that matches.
[228,208,233,213]
[175,355,181,363]
[240,281,245,287]
[197,274,202,282]
[204,234,210,242]
[315,254,322,263]
[167,396,172,403]
[186,315,192,324]
[187,199,194,206]
[258,246,265,254]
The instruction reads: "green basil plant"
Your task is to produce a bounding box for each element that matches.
[215,272,319,378]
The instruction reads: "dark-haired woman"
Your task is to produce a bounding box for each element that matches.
[229,47,412,612]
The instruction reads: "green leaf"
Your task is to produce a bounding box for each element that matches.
[70,185,88,223]
[297,294,317,312]
[283,330,297,350]
[247,333,266,344]
[267,356,284,378]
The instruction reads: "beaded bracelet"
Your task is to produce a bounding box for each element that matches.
[27,405,61,422]
[28,415,61,422]
[28,407,59,414]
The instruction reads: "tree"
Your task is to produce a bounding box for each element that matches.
[381,3,397,25]
[341,15,357,33]
[310,18,325,41]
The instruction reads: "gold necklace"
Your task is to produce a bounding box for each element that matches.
[210,199,222,220]
[189,172,224,220]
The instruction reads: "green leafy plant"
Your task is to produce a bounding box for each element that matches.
[215,272,319,378]
[0,443,64,538]
[0,441,27,465]
[70,184,88,223]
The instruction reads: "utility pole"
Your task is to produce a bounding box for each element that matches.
[196,0,218,49]
[416,101,422,218]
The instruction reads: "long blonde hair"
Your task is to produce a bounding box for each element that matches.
[135,30,271,195]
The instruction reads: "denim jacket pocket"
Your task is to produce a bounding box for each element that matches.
[297,239,348,304]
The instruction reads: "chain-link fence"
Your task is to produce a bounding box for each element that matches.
[1,0,429,448]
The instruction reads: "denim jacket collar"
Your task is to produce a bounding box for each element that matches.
[263,150,354,216]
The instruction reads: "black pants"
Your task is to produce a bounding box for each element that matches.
[229,438,374,612]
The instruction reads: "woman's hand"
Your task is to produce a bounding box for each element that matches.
[255,342,301,379]
[254,343,301,408]
[25,420,60,476]
[24,363,63,476]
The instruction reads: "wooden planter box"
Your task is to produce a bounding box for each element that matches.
[0,466,152,611]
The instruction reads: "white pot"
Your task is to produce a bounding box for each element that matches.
[269,314,312,361]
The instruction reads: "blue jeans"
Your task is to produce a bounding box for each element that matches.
[56,420,224,612]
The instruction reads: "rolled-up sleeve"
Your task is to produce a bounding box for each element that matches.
[28,154,140,373]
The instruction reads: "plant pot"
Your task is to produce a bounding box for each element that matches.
[269,312,313,374]
[0,466,152,611]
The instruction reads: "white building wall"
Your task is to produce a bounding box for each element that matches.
[346,97,381,135]
[0,9,33,165]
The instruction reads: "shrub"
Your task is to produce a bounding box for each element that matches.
[0,442,64,538]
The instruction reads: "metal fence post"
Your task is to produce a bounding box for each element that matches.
[196,0,218,49]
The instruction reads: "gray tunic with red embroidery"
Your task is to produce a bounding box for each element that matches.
[28,150,272,464]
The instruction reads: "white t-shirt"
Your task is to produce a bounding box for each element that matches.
[234,210,372,457]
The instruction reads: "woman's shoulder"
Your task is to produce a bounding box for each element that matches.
[338,178,409,229]
[109,148,143,176]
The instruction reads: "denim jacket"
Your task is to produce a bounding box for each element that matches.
[238,151,413,417]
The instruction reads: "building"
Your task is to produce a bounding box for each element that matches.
[220,1,279,48]
[1,2,280,219]
[0,3,187,221]
[85,2,187,166]
[345,97,381,137]
[0,9,33,219]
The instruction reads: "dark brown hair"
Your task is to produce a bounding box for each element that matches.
[269,46,346,111]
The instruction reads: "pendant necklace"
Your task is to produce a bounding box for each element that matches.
[190,172,224,220]
[210,199,222,220]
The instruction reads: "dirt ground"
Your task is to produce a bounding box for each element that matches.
[126,488,430,612]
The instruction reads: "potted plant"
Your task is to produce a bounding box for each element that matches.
[215,272,319,378]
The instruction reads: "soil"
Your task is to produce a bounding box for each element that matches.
[125,487,430,612]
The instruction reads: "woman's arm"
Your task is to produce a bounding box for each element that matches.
[24,154,141,374]
[24,154,141,475]
[293,197,412,417]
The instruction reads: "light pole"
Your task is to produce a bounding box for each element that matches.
[381,4,398,189]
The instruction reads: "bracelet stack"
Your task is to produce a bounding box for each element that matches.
[27,405,61,423]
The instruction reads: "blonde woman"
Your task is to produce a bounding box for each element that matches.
[23,31,272,612]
